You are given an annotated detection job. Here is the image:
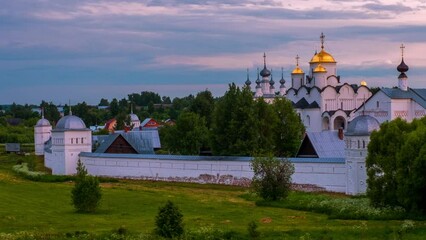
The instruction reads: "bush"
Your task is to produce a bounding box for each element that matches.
[247,221,260,239]
[155,200,184,238]
[251,155,294,201]
[71,160,102,213]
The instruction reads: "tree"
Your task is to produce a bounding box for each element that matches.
[71,160,102,213]
[155,201,184,238]
[40,101,61,123]
[98,98,109,106]
[190,90,215,128]
[251,155,294,201]
[160,112,208,155]
[110,98,120,116]
[366,117,426,213]
[211,84,257,156]
[272,98,305,157]
[253,98,277,154]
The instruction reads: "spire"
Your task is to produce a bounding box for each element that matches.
[320,32,325,50]
[296,54,300,66]
[270,69,275,86]
[400,43,405,58]
[41,107,45,119]
[280,67,285,85]
[245,68,251,86]
[263,52,267,68]
[69,100,72,116]
[131,103,134,114]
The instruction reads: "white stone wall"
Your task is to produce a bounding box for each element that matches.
[34,125,51,156]
[80,153,346,192]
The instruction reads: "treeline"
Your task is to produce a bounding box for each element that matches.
[1,85,305,157]
[160,83,305,157]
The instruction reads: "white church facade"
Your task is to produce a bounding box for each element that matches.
[245,33,372,132]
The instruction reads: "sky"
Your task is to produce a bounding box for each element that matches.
[1,0,426,105]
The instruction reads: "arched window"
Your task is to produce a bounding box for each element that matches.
[376,101,380,108]
[341,101,343,109]
[358,140,360,149]
[306,115,311,126]
[363,140,365,148]
[81,138,84,144]
[76,138,79,144]
[71,138,73,144]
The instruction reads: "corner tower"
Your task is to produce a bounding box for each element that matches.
[34,109,52,156]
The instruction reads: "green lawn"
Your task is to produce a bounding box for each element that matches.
[1,154,426,239]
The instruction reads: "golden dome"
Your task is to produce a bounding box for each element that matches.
[310,49,336,63]
[313,64,327,73]
[360,80,367,86]
[292,66,304,74]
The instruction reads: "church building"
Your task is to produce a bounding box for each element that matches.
[245,33,372,132]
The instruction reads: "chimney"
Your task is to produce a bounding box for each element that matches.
[338,127,344,140]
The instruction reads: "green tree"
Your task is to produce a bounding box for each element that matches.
[211,84,256,156]
[396,124,426,213]
[155,200,184,238]
[190,90,215,128]
[110,98,120,116]
[251,155,294,201]
[98,98,109,106]
[40,101,61,123]
[161,112,208,155]
[71,160,102,213]
[366,118,411,208]
[253,98,277,154]
[272,98,305,157]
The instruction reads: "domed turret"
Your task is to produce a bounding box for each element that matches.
[259,53,271,77]
[56,115,87,130]
[36,118,51,127]
[360,80,367,86]
[313,64,327,73]
[310,33,336,64]
[279,68,286,86]
[346,115,380,136]
[397,44,409,91]
[269,70,275,86]
[245,68,251,87]
[292,55,304,75]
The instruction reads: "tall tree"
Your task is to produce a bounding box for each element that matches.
[211,84,256,156]
[190,90,215,128]
[272,98,305,157]
[253,98,277,154]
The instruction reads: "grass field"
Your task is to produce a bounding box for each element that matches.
[1,154,426,239]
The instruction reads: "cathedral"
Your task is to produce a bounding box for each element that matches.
[245,33,372,132]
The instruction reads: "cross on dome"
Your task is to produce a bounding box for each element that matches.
[400,43,405,58]
[296,54,300,66]
[263,52,267,68]
[320,32,325,50]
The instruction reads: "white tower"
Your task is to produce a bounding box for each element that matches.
[129,104,141,129]
[397,44,409,91]
[45,109,92,175]
[34,109,52,156]
[308,33,337,89]
[345,115,380,195]
[279,67,286,96]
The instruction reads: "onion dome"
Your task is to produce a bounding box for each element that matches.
[292,55,304,74]
[346,115,380,136]
[36,118,51,127]
[56,115,86,130]
[269,70,275,86]
[280,67,286,86]
[313,64,327,73]
[259,53,271,77]
[310,33,336,63]
[360,80,367,86]
[245,68,251,86]
[397,58,409,73]
[255,68,261,85]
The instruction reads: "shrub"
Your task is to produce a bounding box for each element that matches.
[247,220,260,239]
[251,155,294,201]
[155,200,184,238]
[71,160,102,213]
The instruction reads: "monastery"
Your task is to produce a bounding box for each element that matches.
[34,34,426,195]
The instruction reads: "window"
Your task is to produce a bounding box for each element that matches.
[81,138,84,144]
[358,140,360,149]
[363,140,366,149]
[71,138,73,144]
[306,115,311,126]
[376,101,380,108]
[76,138,79,144]
[341,101,343,109]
